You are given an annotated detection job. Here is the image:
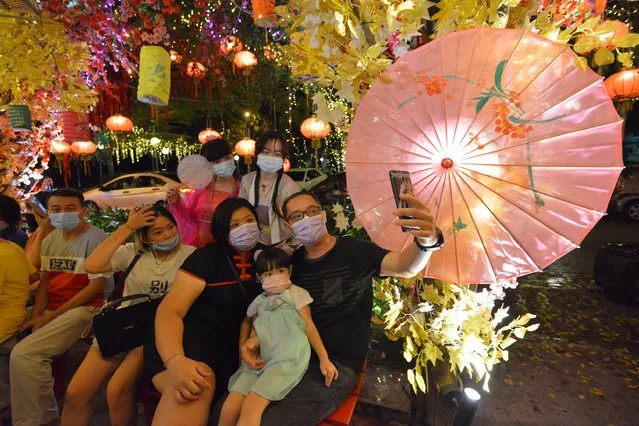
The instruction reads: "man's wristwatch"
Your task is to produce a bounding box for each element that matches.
[414,227,444,252]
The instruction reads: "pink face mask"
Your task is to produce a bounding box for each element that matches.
[260,273,292,295]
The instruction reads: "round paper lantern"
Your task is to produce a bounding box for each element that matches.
[50,140,71,154]
[186,61,207,79]
[300,115,331,147]
[169,50,183,64]
[595,20,629,48]
[138,46,171,106]
[61,111,91,142]
[233,51,258,75]
[605,69,639,100]
[220,36,243,56]
[198,128,222,144]
[105,114,133,132]
[283,158,291,173]
[235,137,256,157]
[71,141,97,155]
[252,0,276,28]
[8,105,32,132]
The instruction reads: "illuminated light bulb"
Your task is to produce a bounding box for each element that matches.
[150,137,161,145]
[161,147,170,155]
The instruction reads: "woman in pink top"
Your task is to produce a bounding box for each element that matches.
[166,139,239,248]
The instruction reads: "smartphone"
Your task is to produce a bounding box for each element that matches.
[16,327,33,342]
[389,170,415,232]
[27,195,47,218]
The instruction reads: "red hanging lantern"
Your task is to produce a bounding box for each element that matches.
[234,51,258,75]
[252,0,277,28]
[605,69,639,100]
[198,128,222,144]
[301,115,331,168]
[170,50,183,64]
[71,141,97,155]
[50,140,71,154]
[186,61,207,79]
[61,111,91,142]
[235,137,256,171]
[105,114,134,132]
[220,36,243,56]
[595,20,629,49]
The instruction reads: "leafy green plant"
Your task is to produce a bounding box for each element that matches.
[85,207,129,235]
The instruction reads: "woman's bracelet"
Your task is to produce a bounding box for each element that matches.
[163,353,183,368]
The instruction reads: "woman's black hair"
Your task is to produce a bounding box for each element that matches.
[211,198,259,252]
[135,205,178,251]
[200,139,231,162]
[255,247,291,275]
[0,194,21,225]
[253,130,290,219]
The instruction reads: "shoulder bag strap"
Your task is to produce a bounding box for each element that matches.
[107,250,144,303]
[224,252,251,306]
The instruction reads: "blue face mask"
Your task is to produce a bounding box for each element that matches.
[152,234,180,252]
[49,212,81,232]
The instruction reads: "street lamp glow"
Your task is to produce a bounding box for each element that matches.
[233,154,240,161]
[150,137,160,145]
[244,111,250,118]
[161,147,169,155]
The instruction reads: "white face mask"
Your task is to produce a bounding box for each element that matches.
[256,155,283,174]
[211,159,236,178]
[260,272,292,295]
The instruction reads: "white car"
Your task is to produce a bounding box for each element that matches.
[84,172,180,211]
[287,168,327,191]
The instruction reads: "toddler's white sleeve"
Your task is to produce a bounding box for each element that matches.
[290,285,314,310]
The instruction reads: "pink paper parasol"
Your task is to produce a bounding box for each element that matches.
[346,27,624,285]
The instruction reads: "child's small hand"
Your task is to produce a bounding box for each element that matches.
[320,359,339,387]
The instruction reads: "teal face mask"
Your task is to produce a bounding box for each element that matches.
[152,234,180,252]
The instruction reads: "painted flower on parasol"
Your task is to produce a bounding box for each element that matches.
[346,27,624,285]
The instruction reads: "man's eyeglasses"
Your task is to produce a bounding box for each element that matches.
[286,206,322,223]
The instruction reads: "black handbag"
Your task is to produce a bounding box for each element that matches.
[93,251,162,358]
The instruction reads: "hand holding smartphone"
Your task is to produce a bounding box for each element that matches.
[389,170,416,232]
[27,195,47,218]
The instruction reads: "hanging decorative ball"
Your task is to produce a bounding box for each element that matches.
[198,128,222,144]
[604,69,639,100]
[61,111,92,142]
[220,36,243,56]
[105,114,134,132]
[252,0,277,28]
[300,115,331,147]
[138,46,171,106]
[8,105,32,132]
[234,51,258,75]
[186,61,207,79]
[50,140,72,154]
[169,50,183,64]
[71,141,97,156]
[283,158,291,173]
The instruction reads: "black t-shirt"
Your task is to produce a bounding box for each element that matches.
[291,236,389,371]
[178,243,262,352]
